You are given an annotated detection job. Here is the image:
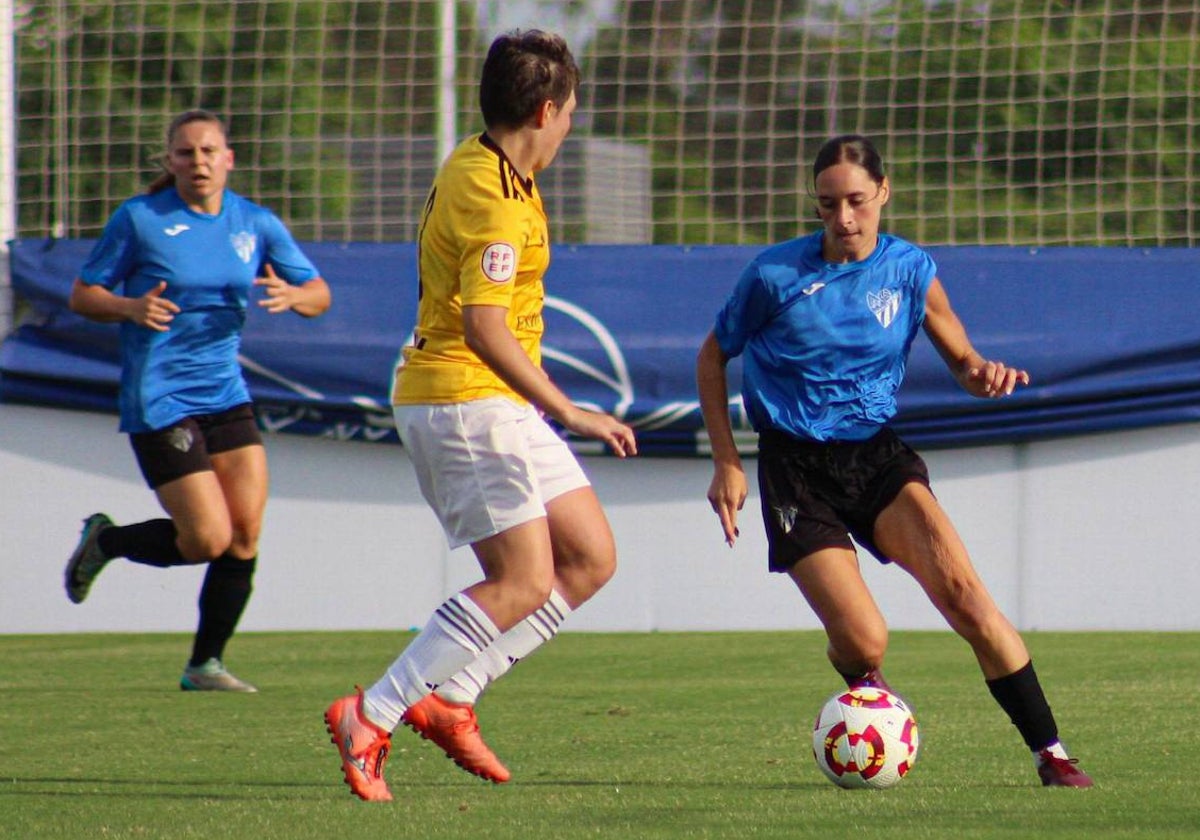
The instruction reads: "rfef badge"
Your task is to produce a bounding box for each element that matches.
[481,242,516,283]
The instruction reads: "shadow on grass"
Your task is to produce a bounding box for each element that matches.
[1,775,824,792]
[0,773,1038,801]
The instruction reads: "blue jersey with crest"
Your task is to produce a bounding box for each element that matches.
[714,231,937,442]
[80,187,319,433]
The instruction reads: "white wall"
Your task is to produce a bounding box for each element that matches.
[2,402,1196,634]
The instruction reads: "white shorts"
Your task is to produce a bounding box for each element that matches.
[394,397,590,549]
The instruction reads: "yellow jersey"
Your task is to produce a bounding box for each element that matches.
[392,134,550,405]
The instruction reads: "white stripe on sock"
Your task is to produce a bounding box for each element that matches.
[436,589,572,705]
[363,592,499,730]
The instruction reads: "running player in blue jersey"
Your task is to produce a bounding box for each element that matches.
[696,134,1093,788]
[63,110,331,692]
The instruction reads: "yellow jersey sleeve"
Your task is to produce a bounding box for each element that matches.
[392,135,550,406]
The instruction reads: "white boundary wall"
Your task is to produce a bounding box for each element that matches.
[2,402,1196,634]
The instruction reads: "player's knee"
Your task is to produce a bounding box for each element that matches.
[585,549,617,589]
[554,545,616,604]
[516,577,556,616]
[504,560,557,610]
[177,530,232,563]
[227,524,260,559]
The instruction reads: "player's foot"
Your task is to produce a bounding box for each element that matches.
[325,689,393,802]
[1037,751,1093,787]
[64,513,114,604]
[402,692,511,783]
[180,658,258,692]
[844,667,893,694]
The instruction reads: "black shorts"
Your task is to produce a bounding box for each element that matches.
[129,404,263,489]
[756,426,931,572]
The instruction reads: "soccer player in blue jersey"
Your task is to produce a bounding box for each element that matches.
[696,134,1093,788]
[63,109,331,692]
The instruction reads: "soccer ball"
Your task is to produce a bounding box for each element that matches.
[811,686,919,789]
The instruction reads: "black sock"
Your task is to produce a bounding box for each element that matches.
[189,554,257,667]
[985,660,1059,751]
[97,518,188,567]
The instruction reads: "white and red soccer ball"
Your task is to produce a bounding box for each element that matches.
[812,686,919,789]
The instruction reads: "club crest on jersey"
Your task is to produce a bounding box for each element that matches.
[230,232,257,264]
[481,242,516,283]
[867,289,900,328]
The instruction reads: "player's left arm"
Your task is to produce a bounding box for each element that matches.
[463,304,637,458]
[922,277,1029,398]
[255,264,331,317]
[254,215,331,317]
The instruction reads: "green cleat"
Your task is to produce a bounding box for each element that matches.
[64,513,114,604]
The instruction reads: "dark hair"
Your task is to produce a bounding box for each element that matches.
[479,30,580,130]
[812,134,886,188]
[147,109,229,194]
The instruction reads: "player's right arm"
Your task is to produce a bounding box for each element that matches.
[463,304,637,457]
[70,202,182,331]
[696,330,746,546]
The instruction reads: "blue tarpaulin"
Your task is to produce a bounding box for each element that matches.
[3,238,1198,454]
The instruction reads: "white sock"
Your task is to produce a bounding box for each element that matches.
[436,589,572,705]
[362,592,499,731]
[1034,740,1069,763]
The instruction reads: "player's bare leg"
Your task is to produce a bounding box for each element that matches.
[876,483,1092,787]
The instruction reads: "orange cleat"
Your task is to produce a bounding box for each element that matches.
[324,689,393,801]
[402,692,511,783]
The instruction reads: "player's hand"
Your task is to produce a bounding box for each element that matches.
[254,264,300,314]
[963,360,1030,398]
[706,462,747,547]
[129,281,179,331]
[561,408,638,458]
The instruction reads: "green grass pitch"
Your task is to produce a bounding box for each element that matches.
[1,630,1197,839]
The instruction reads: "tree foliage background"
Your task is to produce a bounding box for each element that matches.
[13,0,1199,246]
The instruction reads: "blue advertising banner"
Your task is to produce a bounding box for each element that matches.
[3,238,1199,454]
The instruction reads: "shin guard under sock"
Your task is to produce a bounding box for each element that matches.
[189,554,257,667]
[986,660,1059,751]
[97,518,188,567]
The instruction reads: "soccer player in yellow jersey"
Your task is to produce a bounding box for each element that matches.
[325,30,637,801]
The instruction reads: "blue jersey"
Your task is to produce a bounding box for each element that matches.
[80,187,320,433]
[714,231,936,442]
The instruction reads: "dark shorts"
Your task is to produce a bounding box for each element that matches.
[129,404,263,489]
[756,426,931,572]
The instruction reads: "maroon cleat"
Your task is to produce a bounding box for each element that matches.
[843,667,893,694]
[1037,751,1094,788]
